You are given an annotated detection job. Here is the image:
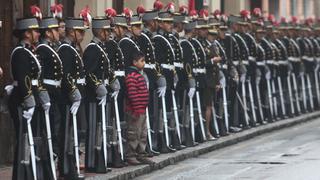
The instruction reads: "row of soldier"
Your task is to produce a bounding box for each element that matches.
[7,1,320,180]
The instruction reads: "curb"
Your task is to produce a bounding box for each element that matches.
[86,111,320,180]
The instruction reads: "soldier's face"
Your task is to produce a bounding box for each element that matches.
[131,24,142,36]
[50,28,60,42]
[26,29,40,44]
[114,25,126,38]
[75,29,85,43]
[101,29,111,41]
[218,29,225,39]
[58,21,66,39]
[174,22,184,33]
[198,28,208,37]
[160,21,173,32]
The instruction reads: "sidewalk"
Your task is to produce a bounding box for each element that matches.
[2,111,320,180]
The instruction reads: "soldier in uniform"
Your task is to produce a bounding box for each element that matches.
[57,18,86,179]
[217,16,242,132]
[153,11,180,151]
[179,20,199,145]
[207,17,229,136]
[36,17,64,179]
[82,17,111,173]
[9,17,45,180]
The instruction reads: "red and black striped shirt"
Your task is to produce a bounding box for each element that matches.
[125,66,149,116]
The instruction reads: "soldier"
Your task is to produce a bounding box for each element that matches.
[179,19,199,145]
[228,15,251,128]
[217,16,242,132]
[36,17,64,180]
[153,10,180,152]
[9,17,45,180]
[104,8,126,168]
[82,17,111,173]
[57,18,86,179]
[207,17,229,136]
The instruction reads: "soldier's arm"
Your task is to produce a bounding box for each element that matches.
[83,46,102,91]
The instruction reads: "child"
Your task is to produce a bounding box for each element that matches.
[125,51,154,165]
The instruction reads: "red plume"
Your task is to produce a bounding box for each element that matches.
[240,10,250,20]
[50,3,63,18]
[305,17,314,26]
[79,5,92,25]
[136,5,145,15]
[273,21,280,27]
[123,7,133,18]
[280,17,287,23]
[153,0,163,11]
[165,2,175,13]
[253,8,262,17]
[212,9,221,19]
[268,14,275,22]
[199,9,209,20]
[189,9,198,20]
[179,5,188,15]
[220,14,228,22]
[30,5,42,20]
[291,16,298,24]
[105,8,117,19]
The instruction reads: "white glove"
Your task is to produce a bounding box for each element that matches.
[219,76,226,88]
[240,74,246,83]
[42,102,51,113]
[97,96,106,105]
[265,71,271,80]
[188,87,196,98]
[4,85,14,96]
[174,74,179,89]
[70,101,81,115]
[157,86,166,97]
[23,107,35,121]
[111,91,119,98]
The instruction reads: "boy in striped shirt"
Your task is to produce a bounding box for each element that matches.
[125,51,154,165]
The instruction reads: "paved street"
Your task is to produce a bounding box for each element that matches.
[137,119,320,180]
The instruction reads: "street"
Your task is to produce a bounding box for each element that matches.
[137,119,320,180]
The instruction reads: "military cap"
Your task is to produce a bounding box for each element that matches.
[15,18,39,30]
[39,17,59,29]
[158,12,173,22]
[184,20,197,31]
[195,18,209,28]
[65,18,87,30]
[173,13,188,23]
[92,17,112,29]
[264,20,273,29]
[228,15,245,25]
[142,10,158,21]
[208,17,220,26]
[130,15,142,25]
[114,15,129,27]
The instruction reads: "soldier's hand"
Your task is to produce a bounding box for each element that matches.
[110,79,121,92]
[211,56,222,64]
[42,102,51,113]
[70,101,81,115]
[23,107,35,120]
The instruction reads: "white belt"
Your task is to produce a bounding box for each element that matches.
[12,79,38,87]
[193,68,206,74]
[257,61,266,66]
[266,60,274,65]
[278,61,288,65]
[104,79,109,85]
[302,56,314,62]
[161,64,175,70]
[288,57,299,62]
[144,63,156,69]
[233,61,240,65]
[242,60,249,65]
[174,62,184,69]
[249,56,256,61]
[43,79,61,86]
[76,78,86,84]
[222,64,228,69]
[114,70,125,77]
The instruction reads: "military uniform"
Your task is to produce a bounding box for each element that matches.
[83,18,111,173]
[9,18,44,180]
[57,18,86,179]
